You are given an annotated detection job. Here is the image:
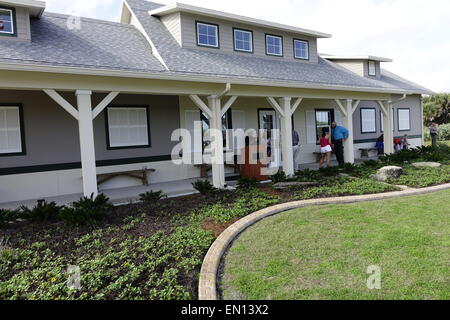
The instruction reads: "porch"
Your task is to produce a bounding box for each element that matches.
[0,71,420,206]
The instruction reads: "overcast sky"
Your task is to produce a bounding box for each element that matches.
[45,0,450,93]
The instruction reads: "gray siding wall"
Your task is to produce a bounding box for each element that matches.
[0,90,180,169]
[178,13,319,63]
[0,6,31,42]
[329,60,381,79]
[352,94,423,142]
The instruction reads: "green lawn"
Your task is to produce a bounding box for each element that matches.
[221,190,450,300]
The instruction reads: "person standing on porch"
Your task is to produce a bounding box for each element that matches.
[319,132,332,168]
[331,121,349,166]
[429,122,438,147]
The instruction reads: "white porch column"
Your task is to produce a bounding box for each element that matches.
[207,96,226,189]
[76,90,98,197]
[383,102,394,154]
[279,97,295,176]
[343,99,355,164]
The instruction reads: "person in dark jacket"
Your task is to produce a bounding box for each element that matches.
[331,122,349,166]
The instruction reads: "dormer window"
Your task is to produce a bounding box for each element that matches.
[265,34,283,56]
[196,21,219,48]
[233,28,253,53]
[368,60,376,76]
[0,7,16,36]
[294,39,309,60]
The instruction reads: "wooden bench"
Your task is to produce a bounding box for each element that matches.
[97,167,156,186]
[359,148,378,158]
[195,163,240,178]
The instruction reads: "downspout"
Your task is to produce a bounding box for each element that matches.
[388,93,407,104]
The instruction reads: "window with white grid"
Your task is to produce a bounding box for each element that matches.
[107,107,149,148]
[0,106,23,154]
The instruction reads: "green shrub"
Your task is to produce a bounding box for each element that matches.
[192,180,216,196]
[388,165,450,188]
[295,178,398,200]
[295,168,319,181]
[341,163,360,174]
[380,149,421,164]
[424,123,450,141]
[20,201,62,222]
[59,194,112,226]
[361,160,382,169]
[139,190,167,203]
[318,166,340,177]
[237,177,258,189]
[0,209,20,228]
[271,171,287,184]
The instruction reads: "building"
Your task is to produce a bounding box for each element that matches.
[0,0,431,205]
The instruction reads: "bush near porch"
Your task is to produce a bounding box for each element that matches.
[1,144,450,300]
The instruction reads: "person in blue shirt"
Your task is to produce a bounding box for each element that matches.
[331,121,349,166]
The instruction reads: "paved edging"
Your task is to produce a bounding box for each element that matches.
[198,183,450,300]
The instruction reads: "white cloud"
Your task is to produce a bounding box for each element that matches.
[45,0,450,92]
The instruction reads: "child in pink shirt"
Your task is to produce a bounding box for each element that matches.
[320,132,332,168]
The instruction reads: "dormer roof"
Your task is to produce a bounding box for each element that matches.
[0,0,45,17]
[149,2,332,39]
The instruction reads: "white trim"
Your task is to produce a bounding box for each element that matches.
[0,8,14,35]
[123,0,169,71]
[294,39,309,60]
[233,28,253,53]
[0,62,430,95]
[265,34,283,57]
[0,0,45,17]
[43,89,79,120]
[148,2,331,38]
[398,108,411,131]
[189,94,212,118]
[323,55,393,63]
[196,22,219,48]
[0,105,22,154]
[107,107,150,148]
[92,91,120,119]
[360,108,376,133]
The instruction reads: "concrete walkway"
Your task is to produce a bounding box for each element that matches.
[198,182,450,300]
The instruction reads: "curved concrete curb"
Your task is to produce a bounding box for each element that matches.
[198,183,450,300]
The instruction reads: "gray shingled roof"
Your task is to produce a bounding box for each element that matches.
[0,0,430,94]
[0,12,166,72]
[126,0,431,94]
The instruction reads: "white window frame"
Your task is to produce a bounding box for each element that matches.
[196,22,219,48]
[265,34,283,57]
[368,60,376,76]
[360,108,377,133]
[233,28,253,53]
[293,39,309,60]
[398,108,411,131]
[106,107,150,149]
[0,105,23,155]
[0,7,15,35]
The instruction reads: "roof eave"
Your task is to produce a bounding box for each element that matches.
[0,0,46,17]
[149,2,332,39]
[0,62,430,96]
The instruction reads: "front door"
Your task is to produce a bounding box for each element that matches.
[259,109,281,168]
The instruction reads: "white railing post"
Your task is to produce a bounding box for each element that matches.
[279,97,294,176]
[383,102,395,154]
[207,96,225,189]
[343,99,355,164]
[76,90,98,197]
